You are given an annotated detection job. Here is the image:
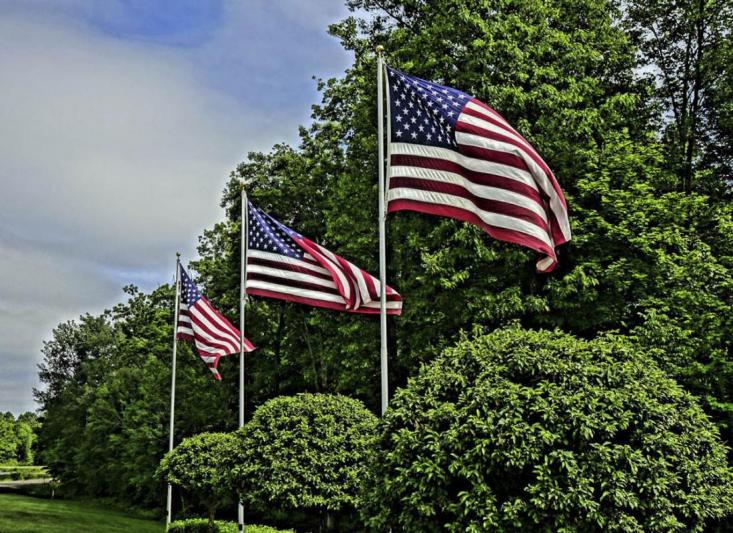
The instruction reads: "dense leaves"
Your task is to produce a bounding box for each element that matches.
[0,412,38,464]
[167,519,291,533]
[35,286,238,509]
[232,393,378,530]
[362,327,733,532]
[159,432,238,530]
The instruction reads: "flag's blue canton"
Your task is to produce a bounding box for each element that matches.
[180,268,202,305]
[387,67,470,150]
[247,202,304,259]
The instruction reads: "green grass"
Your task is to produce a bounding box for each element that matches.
[0,493,163,533]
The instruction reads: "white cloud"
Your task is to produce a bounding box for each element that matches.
[0,2,351,414]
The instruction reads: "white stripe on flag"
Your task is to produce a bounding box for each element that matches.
[390,142,539,191]
[246,280,347,305]
[389,164,550,223]
[387,187,555,248]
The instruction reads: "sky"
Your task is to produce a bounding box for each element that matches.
[0,0,354,415]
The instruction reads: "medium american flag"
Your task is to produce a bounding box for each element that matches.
[176,266,255,380]
[386,67,571,272]
[246,201,402,315]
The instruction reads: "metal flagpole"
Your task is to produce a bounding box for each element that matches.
[166,252,182,526]
[238,188,248,532]
[376,46,389,415]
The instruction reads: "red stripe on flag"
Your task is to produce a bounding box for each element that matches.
[388,198,557,271]
[389,177,551,233]
[247,289,403,315]
[390,154,543,203]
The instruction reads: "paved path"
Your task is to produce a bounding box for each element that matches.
[0,478,53,488]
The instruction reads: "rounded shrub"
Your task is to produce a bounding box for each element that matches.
[159,432,238,530]
[233,393,378,529]
[361,327,733,532]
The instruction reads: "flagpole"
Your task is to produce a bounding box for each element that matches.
[376,46,389,415]
[239,188,248,532]
[166,252,181,527]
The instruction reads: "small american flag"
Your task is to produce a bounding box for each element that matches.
[176,266,255,380]
[386,67,571,272]
[246,201,402,315]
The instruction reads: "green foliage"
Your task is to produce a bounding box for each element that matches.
[35,285,238,510]
[188,0,733,442]
[167,519,291,533]
[624,0,733,192]
[232,393,378,529]
[361,327,733,532]
[0,412,38,465]
[159,432,238,526]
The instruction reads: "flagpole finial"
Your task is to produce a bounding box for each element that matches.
[376,45,384,54]
[176,251,181,259]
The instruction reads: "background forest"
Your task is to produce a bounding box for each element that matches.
[31,0,733,527]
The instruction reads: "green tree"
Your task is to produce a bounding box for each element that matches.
[232,393,378,530]
[195,0,653,413]
[0,413,19,464]
[159,432,238,532]
[35,284,237,509]
[362,327,733,532]
[189,0,733,443]
[624,0,733,193]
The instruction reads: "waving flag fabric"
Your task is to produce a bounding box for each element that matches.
[386,67,571,272]
[246,201,402,315]
[176,267,254,380]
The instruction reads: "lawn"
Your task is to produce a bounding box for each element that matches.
[0,493,163,533]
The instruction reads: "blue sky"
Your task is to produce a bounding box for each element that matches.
[0,0,354,414]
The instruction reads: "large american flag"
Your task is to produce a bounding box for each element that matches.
[176,266,255,380]
[386,67,571,272]
[246,201,402,315]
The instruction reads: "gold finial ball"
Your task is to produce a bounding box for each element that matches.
[376,45,384,53]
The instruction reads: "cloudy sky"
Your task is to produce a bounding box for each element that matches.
[0,0,353,414]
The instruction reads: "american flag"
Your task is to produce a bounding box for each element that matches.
[246,201,402,315]
[176,266,255,380]
[386,67,571,272]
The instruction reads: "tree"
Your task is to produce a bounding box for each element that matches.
[0,413,19,464]
[35,284,237,510]
[232,393,378,530]
[361,327,733,532]
[158,432,238,532]
[624,0,733,193]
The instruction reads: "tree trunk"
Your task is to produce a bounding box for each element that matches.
[208,507,216,533]
[683,0,707,194]
[302,313,320,391]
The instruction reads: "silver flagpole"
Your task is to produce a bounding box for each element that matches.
[166,252,181,526]
[238,188,248,532]
[376,46,389,415]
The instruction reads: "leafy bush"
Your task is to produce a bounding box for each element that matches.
[361,327,733,532]
[232,393,378,530]
[167,518,292,533]
[159,432,238,531]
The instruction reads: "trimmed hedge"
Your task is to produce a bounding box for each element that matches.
[361,327,733,532]
[233,393,378,527]
[167,518,292,533]
[158,432,238,524]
